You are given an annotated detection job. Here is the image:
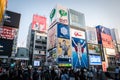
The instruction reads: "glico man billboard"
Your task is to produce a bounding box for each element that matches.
[71,28,88,68]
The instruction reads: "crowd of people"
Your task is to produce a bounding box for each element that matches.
[0,65,110,80]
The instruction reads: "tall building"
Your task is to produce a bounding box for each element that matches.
[27,15,47,66]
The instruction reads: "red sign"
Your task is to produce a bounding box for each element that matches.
[0,26,16,40]
[74,32,82,37]
[101,33,114,48]
[32,14,46,32]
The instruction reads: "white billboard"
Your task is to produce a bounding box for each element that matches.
[69,9,85,27]
[70,28,85,39]
[105,48,116,55]
[49,4,68,25]
[86,27,98,44]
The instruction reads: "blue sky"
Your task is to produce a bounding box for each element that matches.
[7,0,120,47]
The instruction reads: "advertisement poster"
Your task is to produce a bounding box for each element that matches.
[89,55,102,65]
[50,5,68,25]
[47,48,57,64]
[0,26,17,40]
[57,23,70,39]
[70,28,85,39]
[86,27,98,44]
[71,37,88,68]
[96,25,111,44]
[88,44,101,54]
[101,33,114,48]
[47,25,57,50]
[4,10,21,28]
[0,39,13,56]
[102,62,107,72]
[0,0,7,23]
[105,48,116,55]
[96,25,111,35]
[32,14,46,32]
[57,38,71,58]
[69,9,85,27]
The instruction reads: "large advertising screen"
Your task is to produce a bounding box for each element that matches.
[57,38,71,58]
[32,14,46,32]
[47,48,57,64]
[71,37,88,68]
[57,23,70,39]
[57,57,72,67]
[0,39,13,56]
[3,10,21,28]
[0,26,17,40]
[86,27,98,44]
[101,33,114,48]
[50,5,68,25]
[89,55,102,65]
[34,61,40,66]
[69,9,85,27]
[0,0,7,23]
[88,44,101,55]
[47,25,57,50]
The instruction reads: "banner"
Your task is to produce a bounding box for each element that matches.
[86,27,98,44]
[57,38,71,58]
[105,48,116,55]
[32,14,46,32]
[0,26,17,40]
[89,55,102,65]
[101,33,114,48]
[71,28,85,39]
[57,23,70,39]
[102,62,107,72]
[50,5,68,25]
[47,25,57,50]
[69,9,85,27]
[88,44,101,54]
[71,37,88,68]
[4,10,21,28]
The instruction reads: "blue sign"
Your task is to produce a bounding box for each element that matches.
[57,23,70,39]
[89,55,102,65]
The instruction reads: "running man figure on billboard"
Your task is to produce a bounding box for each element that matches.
[72,38,86,65]
[59,39,70,57]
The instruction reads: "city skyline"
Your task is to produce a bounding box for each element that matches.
[7,0,120,47]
